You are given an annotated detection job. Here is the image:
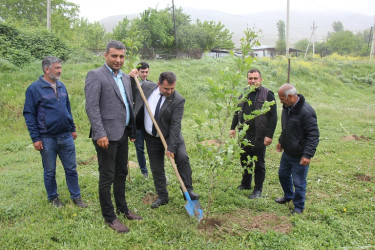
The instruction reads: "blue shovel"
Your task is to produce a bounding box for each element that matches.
[134,77,203,222]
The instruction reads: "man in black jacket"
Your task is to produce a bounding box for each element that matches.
[230,69,277,199]
[275,83,319,215]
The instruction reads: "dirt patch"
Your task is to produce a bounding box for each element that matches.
[142,192,157,205]
[199,139,221,147]
[128,161,139,169]
[355,174,372,182]
[342,134,370,141]
[80,155,97,165]
[199,209,292,237]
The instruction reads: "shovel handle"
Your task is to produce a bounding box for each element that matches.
[134,77,188,193]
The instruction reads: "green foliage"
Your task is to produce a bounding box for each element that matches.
[332,21,344,33]
[0,23,70,66]
[327,30,360,55]
[0,0,79,30]
[277,20,286,41]
[294,39,309,52]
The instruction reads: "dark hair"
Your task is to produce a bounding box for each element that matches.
[159,72,177,85]
[247,68,261,78]
[137,62,149,70]
[42,56,62,73]
[105,40,126,53]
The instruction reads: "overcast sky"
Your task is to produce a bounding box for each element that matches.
[70,0,374,22]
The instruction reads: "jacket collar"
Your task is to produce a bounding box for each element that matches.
[284,94,305,114]
[39,75,62,88]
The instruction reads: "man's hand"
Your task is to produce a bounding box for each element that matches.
[229,130,236,138]
[264,136,272,146]
[97,136,109,149]
[72,132,77,140]
[300,157,311,166]
[166,151,175,159]
[276,143,283,152]
[130,138,136,142]
[129,69,138,78]
[33,141,43,151]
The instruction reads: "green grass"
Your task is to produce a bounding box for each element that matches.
[0,56,374,249]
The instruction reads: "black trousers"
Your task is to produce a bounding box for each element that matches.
[94,130,129,222]
[240,136,266,191]
[144,132,193,199]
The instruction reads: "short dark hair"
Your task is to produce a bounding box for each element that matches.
[137,62,149,70]
[247,68,261,78]
[42,56,62,73]
[159,72,176,85]
[105,40,126,53]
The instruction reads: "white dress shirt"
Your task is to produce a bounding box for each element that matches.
[144,87,165,136]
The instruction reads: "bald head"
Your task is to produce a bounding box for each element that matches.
[278,83,299,107]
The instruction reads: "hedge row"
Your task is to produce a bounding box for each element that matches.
[0,23,70,67]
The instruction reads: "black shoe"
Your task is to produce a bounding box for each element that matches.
[142,172,149,179]
[183,190,200,200]
[151,198,169,209]
[72,197,88,208]
[275,196,291,204]
[49,197,63,208]
[237,185,251,190]
[291,208,303,215]
[249,190,261,199]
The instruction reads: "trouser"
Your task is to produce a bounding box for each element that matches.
[278,152,309,211]
[40,135,81,200]
[134,129,148,174]
[144,132,193,199]
[240,137,266,191]
[94,130,129,222]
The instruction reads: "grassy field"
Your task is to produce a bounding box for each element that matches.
[0,55,374,249]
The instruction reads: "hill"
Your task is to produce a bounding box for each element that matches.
[100,8,373,47]
[1,56,375,248]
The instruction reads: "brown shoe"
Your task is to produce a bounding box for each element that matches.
[105,218,129,233]
[124,210,142,220]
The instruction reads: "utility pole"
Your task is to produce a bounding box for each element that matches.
[304,22,317,58]
[47,0,51,31]
[370,15,375,59]
[172,0,178,58]
[286,0,290,57]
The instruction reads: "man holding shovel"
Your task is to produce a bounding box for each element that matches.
[131,71,200,209]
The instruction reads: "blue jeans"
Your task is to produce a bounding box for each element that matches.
[40,135,81,200]
[278,152,309,211]
[134,129,148,174]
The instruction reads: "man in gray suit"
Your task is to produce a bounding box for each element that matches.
[132,71,200,209]
[85,41,141,233]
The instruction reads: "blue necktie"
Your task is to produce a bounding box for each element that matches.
[152,94,163,136]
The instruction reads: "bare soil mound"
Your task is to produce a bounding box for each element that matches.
[199,208,292,237]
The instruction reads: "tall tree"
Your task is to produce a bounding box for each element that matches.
[332,21,344,33]
[275,20,286,53]
[0,0,79,29]
[326,30,360,55]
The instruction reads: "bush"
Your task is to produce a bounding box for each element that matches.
[0,22,71,66]
[0,58,18,72]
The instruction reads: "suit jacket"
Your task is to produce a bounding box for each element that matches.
[133,80,185,154]
[85,65,136,141]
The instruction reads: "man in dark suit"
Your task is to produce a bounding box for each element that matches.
[85,41,141,233]
[132,71,200,209]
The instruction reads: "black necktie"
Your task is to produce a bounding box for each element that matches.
[152,94,163,136]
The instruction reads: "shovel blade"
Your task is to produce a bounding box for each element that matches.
[183,192,203,222]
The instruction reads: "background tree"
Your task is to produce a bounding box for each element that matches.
[275,20,286,54]
[0,0,79,30]
[294,39,309,51]
[326,30,360,55]
[332,21,344,33]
